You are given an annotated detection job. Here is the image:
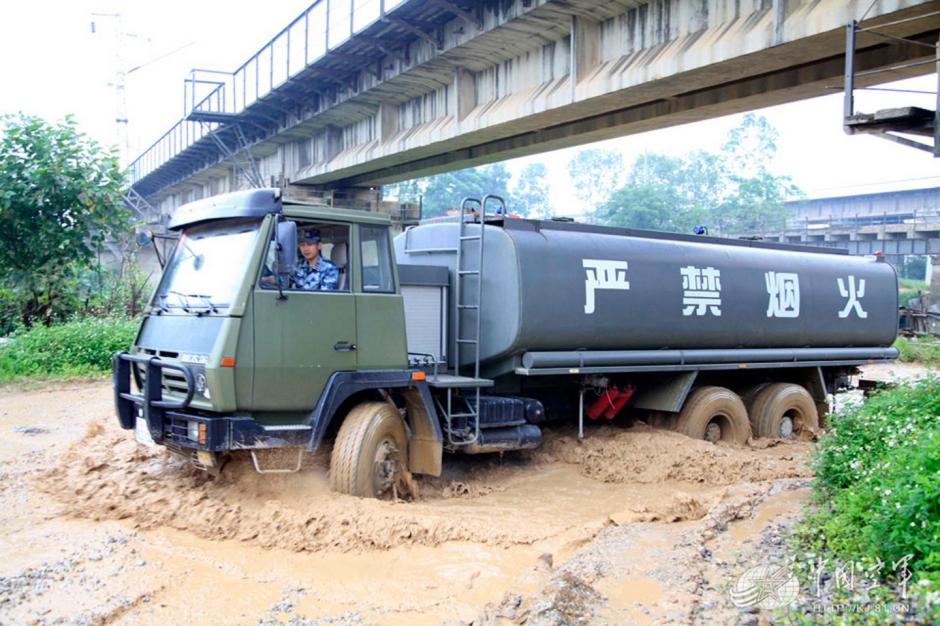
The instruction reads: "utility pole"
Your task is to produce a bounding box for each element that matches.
[91,12,131,164]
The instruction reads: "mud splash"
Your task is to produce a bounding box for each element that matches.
[41,418,812,555]
[531,423,812,485]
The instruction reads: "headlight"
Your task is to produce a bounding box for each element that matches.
[187,421,207,445]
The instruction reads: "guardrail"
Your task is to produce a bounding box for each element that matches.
[129,0,404,187]
[782,208,940,231]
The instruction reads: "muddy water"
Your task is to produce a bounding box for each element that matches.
[0,372,897,625]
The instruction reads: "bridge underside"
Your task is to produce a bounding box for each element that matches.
[133,0,940,211]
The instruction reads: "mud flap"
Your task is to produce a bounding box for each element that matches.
[401,386,443,476]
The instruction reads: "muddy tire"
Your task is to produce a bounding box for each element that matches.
[329,402,410,498]
[741,383,771,416]
[676,386,751,445]
[748,383,819,440]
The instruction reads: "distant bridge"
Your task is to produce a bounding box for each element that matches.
[128,0,940,222]
[734,186,940,267]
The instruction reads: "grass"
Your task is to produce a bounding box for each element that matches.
[780,378,940,624]
[0,317,139,381]
[895,336,940,368]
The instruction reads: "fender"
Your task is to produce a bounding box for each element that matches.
[306,370,443,460]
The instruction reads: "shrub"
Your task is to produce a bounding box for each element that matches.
[0,317,139,380]
[895,336,940,368]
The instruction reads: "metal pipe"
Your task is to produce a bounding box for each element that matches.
[578,387,585,440]
[856,10,940,32]
[844,22,856,133]
[522,347,900,369]
[854,57,938,78]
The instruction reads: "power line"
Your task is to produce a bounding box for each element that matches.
[807,174,940,194]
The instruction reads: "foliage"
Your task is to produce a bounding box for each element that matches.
[0,317,138,380]
[0,253,153,336]
[594,114,801,234]
[0,113,129,327]
[778,378,940,624]
[596,151,720,232]
[512,163,550,217]
[900,256,928,282]
[567,148,624,210]
[384,163,512,217]
[895,336,940,368]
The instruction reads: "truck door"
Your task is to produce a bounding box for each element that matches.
[355,224,408,370]
[252,221,357,411]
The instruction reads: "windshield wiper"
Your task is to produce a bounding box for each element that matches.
[158,290,221,315]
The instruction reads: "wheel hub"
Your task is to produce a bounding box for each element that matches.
[780,416,794,439]
[704,421,722,444]
[372,439,400,496]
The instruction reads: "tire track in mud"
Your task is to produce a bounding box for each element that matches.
[40,418,812,556]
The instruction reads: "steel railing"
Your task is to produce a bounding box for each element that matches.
[129,0,405,186]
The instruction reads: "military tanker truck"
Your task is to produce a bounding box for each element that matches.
[113,188,899,497]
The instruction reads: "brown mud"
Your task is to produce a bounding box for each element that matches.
[0,367,919,624]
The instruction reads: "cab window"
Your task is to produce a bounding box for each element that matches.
[360,225,394,293]
[260,221,350,292]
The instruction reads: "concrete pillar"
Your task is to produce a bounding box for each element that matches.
[377,102,399,143]
[570,15,601,98]
[324,125,344,162]
[452,67,476,123]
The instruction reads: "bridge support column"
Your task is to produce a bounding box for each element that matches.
[452,67,476,124]
[324,126,345,162]
[377,102,399,142]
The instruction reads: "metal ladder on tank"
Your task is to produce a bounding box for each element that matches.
[442,195,506,446]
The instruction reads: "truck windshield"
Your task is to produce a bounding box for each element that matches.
[156,219,260,311]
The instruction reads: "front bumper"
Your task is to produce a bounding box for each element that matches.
[112,351,310,452]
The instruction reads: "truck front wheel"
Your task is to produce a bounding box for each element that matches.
[676,386,751,445]
[330,401,411,498]
[748,383,819,440]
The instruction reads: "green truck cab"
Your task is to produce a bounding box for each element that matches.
[114,188,444,497]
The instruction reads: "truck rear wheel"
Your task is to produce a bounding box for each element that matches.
[330,402,410,498]
[748,383,819,440]
[676,386,751,445]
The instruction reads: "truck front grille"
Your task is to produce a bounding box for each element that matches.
[134,349,188,399]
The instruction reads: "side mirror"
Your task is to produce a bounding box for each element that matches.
[135,227,154,247]
[276,220,297,276]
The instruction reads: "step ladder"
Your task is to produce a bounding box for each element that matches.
[441,195,505,445]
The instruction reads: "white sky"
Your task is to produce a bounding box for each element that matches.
[2,0,938,215]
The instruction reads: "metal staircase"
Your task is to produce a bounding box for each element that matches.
[198,121,266,189]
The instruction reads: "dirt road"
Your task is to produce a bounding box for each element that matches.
[0,366,921,625]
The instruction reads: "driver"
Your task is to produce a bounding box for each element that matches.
[293,229,339,291]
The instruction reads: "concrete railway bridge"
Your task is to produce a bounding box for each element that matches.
[127,0,940,224]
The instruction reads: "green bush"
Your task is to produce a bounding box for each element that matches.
[896,336,940,368]
[0,317,139,380]
[779,379,940,623]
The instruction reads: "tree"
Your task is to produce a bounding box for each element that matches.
[596,151,723,232]
[567,148,625,209]
[594,115,800,235]
[512,162,550,217]
[0,114,129,327]
[384,163,512,217]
